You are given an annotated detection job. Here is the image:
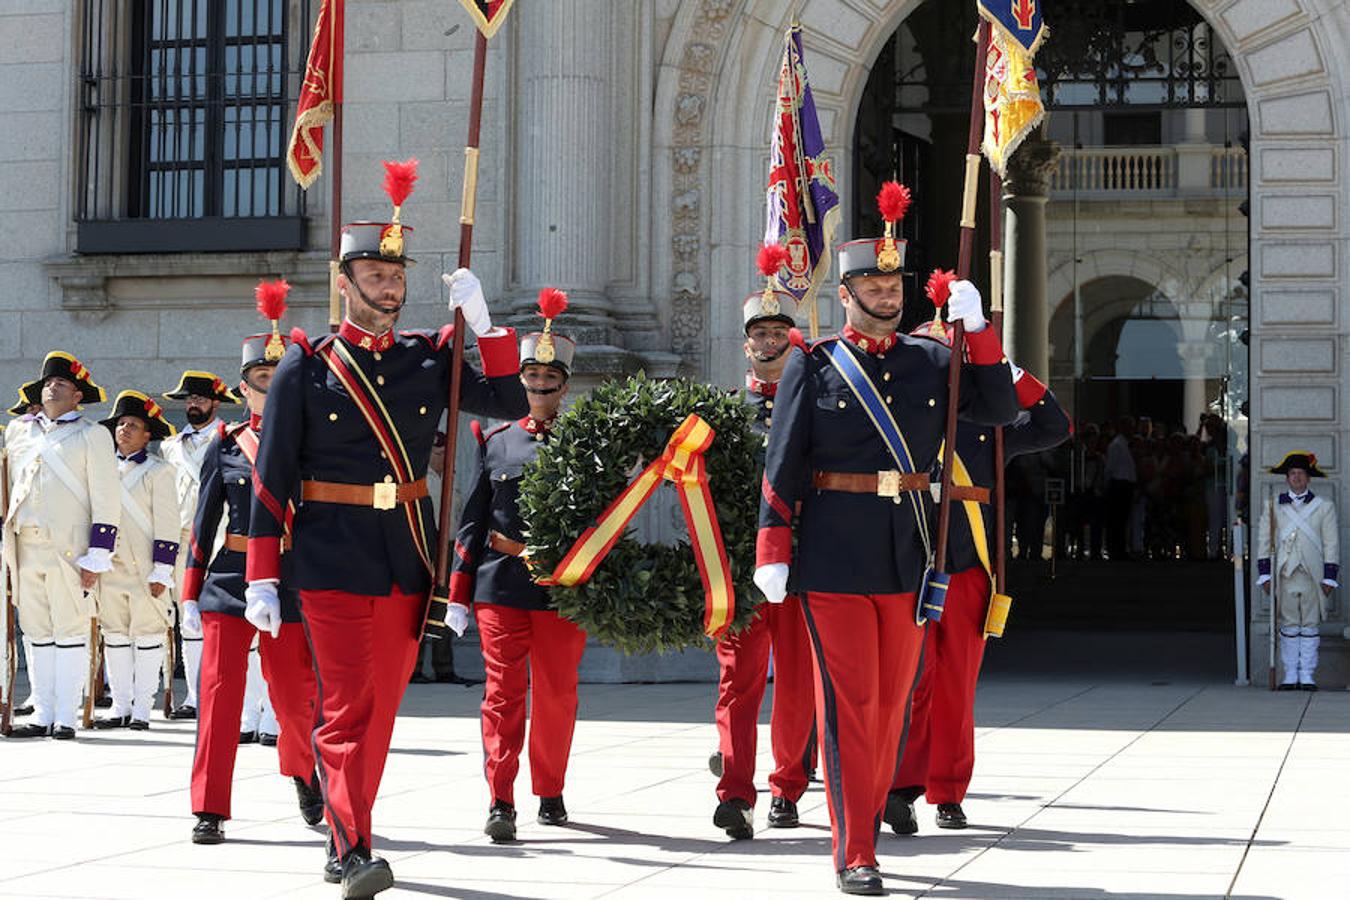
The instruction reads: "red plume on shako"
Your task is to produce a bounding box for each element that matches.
[875,181,912,273]
[254,278,291,362]
[379,158,419,258]
[534,288,569,364]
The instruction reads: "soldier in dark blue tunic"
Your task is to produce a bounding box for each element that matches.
[753,182,1019,895]
[245,161,527,897]
[449,289,585,844]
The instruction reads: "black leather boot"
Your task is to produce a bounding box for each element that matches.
[323,834,342,884]
[836,866,884,895]
[192,814,225,845]
[935,802,967,829]
[883,791,918,835]
[713,798,754,840]
[294,772,325,826]
[537,795,568,826]
[340,842,393,899]
[485,800,517,843]
[766,796,799,828]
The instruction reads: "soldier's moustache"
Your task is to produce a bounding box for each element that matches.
[526,386,562,396]
[750,345,788,363]
[185,407,211,426]
[845,279,902,322]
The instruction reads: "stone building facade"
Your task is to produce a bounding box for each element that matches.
[3,0,1349,680]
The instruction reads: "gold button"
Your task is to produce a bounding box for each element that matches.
[238,477,247,485]
[928,398,936,407]
[765,400,774,410]
[883,373,891,382]
[329,413,338,422]
[878,353,885,360]
[979,434,987,442]
[376,375,385,386]
[373,352,382,361]
[764,417,772,427]
[534,433,544,442]
[419,406,427,415]
[892,495,902,505]
[383,475,393,483]
[838,400,846,409]
[380,451,387,459]
[1001,357,1008,364]
[65,551,73,558]
[1038,400,1046,405]
[886,395,893,404]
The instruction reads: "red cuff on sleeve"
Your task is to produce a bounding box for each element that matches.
[245,536,281,582]
[181,566,205,603]
[1015,371,1048,408]
[963,326,1006,366]
[756,527,793,567]
[448,571,474,607]
[476,327,520,378]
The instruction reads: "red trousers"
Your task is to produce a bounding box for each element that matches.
[713,597,816,805]
[801,592,924,872]
[893,567,989,804]
[300,587,422,855]
[190,612,317,818]
[476,605,587,807]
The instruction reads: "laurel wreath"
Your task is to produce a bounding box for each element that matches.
[517,373,763,655]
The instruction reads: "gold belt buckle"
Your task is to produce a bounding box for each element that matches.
[876,470,901,498]
[372,482,398,510]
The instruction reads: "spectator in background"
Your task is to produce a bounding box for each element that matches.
[1105,416,1137,560]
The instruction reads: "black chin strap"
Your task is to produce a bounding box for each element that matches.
[341,262,406,316]
[843,277,902,323]
[525,386,561,396]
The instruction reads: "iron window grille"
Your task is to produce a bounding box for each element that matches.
[75,0,312,254]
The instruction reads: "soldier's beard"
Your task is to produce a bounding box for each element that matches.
[749,345,787,363]
[185,408,211,426]
[844,279,902,326]
[342,264,406,319]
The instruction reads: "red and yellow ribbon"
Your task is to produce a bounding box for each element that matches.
[544,414,735,639]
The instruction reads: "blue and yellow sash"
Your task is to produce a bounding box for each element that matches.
[823,340,946,623]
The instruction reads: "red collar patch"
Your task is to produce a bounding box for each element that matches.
[746,374,779,397]
[841,324,897,355]
[339,319,395,352]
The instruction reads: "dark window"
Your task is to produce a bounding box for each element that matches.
[1103,112,1163,146]
[76,0,310,253]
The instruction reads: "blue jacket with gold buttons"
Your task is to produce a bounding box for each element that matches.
[247,320,527,597]
[756,325,1018,596]
[449,417,552,611]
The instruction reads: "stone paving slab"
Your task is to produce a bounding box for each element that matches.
[0,675,1344,899]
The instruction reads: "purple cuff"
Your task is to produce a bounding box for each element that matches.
[1325,563,1339,582]
[89,524,118,551]
[1257,558,1270,577]
[153,539,181,567]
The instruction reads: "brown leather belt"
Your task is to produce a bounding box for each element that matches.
[813,470,930,498]
[489,531,527,558]
[224,532,292,552]
[947,485,991,504]
[301,477,428,510]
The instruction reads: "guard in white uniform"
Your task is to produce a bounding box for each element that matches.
[160,372,240,719]
[2,352,120,740]
[4,380,42,718]
[93,391,181,729]
[1257,451,1339,691]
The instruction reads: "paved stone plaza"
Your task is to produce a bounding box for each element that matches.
[1,666,1345,899]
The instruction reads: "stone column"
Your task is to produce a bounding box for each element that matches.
[1002,139,1061,381]
[1178,340,1212,432]
[511,2,617,347]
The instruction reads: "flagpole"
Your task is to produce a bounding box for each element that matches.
[327,0,345,333]
[428,25,489,636]
[989,169,1007,598]
[933,18,991,578]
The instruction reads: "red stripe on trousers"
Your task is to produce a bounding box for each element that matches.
[190,612,318,818]
[300,587,423,851]
[893,567,989,804]
[713,597,816,805]
[801,591,924,872]
[475,605,587,807]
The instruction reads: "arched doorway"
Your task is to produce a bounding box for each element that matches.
[851,0,1250,673]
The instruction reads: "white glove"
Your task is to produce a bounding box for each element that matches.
[447,603,470,638]
[76,547,114,573]
[945,280,987,333]
[244,580,282,639]
[754,564,790,605]
[180,600,203,639]
[149,562,176,588]
[1257,574,1272,587]
[1009,360,1025,383]
[442,268,493,337]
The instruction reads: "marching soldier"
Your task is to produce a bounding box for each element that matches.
[93,392,181,730]
[185,283,322,844]
[886,313,1070,833]
[1258,452,1339,690]
[161,371,242,720]
[450,289,588,843]
[6,380,43,719]
[3,353,121,740]
[246,160,527,897]
[753,183,1018,895]
[709,250,816,840]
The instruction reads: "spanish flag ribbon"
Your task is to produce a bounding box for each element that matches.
[978,0,1047,178]
[544,414,735,639]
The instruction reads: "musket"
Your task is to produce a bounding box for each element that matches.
[162,623,175,716]
[426,23,492,638]
[82,612,97,729]
[1,449,14,736]
[932,19,993,581]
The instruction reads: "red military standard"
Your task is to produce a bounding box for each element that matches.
[449,290,588,843]
[246,160,527,898]
[754,183,1018,895]
[887,314,1071,835]
[184,282,323,845]
[710,246,816,840]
